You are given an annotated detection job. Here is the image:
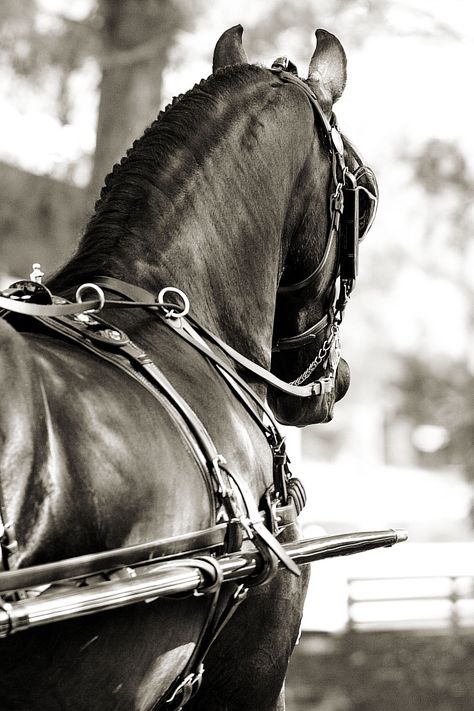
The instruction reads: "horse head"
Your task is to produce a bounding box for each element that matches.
[51,26,378,430]
[214,26,378,427]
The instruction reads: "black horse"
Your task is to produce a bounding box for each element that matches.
[0,26,377,711]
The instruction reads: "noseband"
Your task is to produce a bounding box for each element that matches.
[269,60,379,390]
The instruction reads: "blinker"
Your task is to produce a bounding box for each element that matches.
[340,173,360,281]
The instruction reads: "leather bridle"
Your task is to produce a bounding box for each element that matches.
[269,62,379,390]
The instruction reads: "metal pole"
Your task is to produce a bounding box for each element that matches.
[0,529,407,638]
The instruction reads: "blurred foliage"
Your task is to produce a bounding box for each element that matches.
[0,0,100,124]
[413,139,474,261]
[243,0,459,64]
[394,138,474,503]
[396,355,474,480]
[414,140,472,196]
[0,0,200,125]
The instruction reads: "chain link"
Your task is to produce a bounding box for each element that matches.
[289,325,338,386]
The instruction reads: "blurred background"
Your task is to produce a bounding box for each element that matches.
[1,1,473,709]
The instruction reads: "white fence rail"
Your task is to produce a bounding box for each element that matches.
[347,574,474,631]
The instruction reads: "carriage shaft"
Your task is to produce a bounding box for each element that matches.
[0,529,407,638]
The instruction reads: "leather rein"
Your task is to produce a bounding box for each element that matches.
[0,282,334,399]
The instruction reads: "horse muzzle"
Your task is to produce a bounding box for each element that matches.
[334,356,350,403]
[268,357,351,426]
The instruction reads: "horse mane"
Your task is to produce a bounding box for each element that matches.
[48,64,272,291]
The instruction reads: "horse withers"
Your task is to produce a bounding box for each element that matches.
[0,26,377,711]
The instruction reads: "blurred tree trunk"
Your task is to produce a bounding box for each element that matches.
[88,0,183,207]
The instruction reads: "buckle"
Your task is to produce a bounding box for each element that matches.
[166,665,204,708]
[311,377,334,396]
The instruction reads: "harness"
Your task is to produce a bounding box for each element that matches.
[0,285,307,706]
[0,63,379,709]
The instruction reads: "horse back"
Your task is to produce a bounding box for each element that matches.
[5,327,222,562]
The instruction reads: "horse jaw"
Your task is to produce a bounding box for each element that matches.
[268,358,351,426]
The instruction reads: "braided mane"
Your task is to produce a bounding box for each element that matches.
[48,64,270,291]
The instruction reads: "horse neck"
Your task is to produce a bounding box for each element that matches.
[130,91,316,368]
[50,73,319,368]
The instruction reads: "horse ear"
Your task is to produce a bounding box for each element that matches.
[307,29,347,116]
[213,25,248,73]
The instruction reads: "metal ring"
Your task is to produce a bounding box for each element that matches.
[157,287,190,319]
[75,283,106,314]
[194,555,224,595]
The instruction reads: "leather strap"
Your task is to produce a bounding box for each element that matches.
[272,314,329,352]
[0,295,102,316]
[184,314,332,398]
[1,277,333,399]
[270,69,333,136]
[276,160,342,296]
[23,311,300,577]
[93,276,333,399]
[157,582,248,710]
[0,525,228,594]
